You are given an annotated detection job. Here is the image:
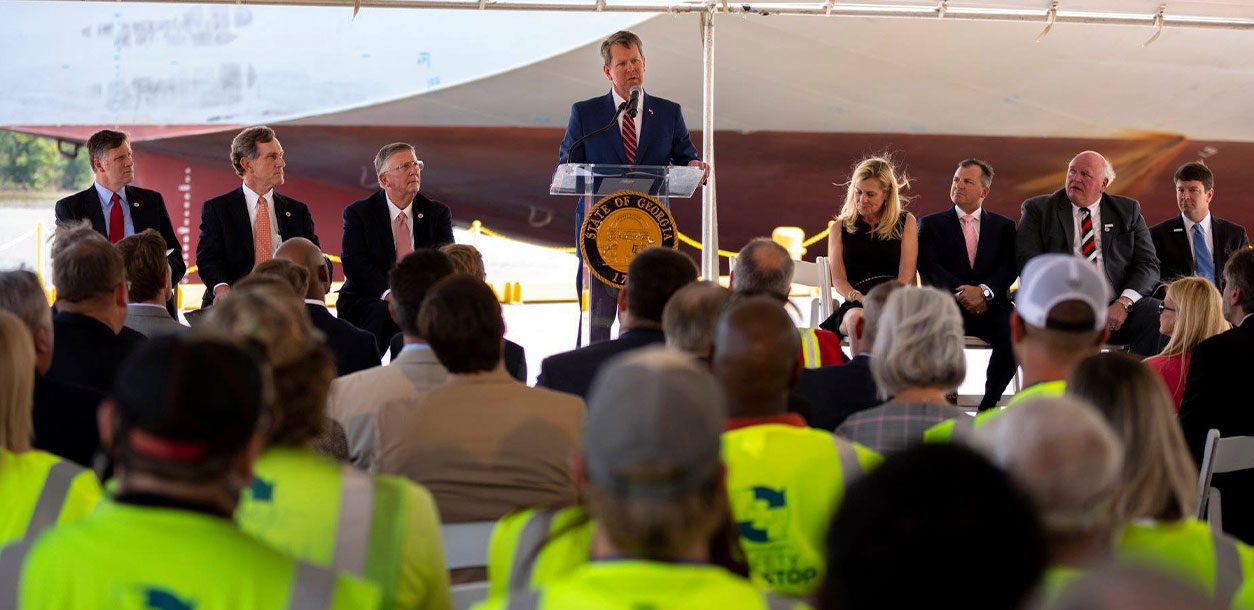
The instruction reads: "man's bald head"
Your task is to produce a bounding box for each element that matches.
[711,295,801,418]
[1066,151,1115,208]
[274,237,326,300]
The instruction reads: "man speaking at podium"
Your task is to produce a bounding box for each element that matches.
[558,30,707,344]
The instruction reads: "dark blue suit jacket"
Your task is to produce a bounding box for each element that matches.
[55,185,186,284]
[558,92,699,215]
[305,303,381,376]
[196,187,319,307]
[918,208,1018,311]
[340,190,454,301]
[1149,214,1249,299]
[46,311,146,395]
[794,355,882,431]
[536,328,665,400]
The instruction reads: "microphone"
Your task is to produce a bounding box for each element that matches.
[627,86,641,117]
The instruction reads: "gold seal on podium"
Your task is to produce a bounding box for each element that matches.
[580,191,678,289]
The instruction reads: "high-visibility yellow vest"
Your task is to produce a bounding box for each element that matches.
[0,448,101,546]
[472,560,809,610]
[798,329,822,369]
[721,424,881,596]
[487,506,592,603]
[236,446,451,610]
[923,381,1067,443]
[1036,565,1085,605]
[1119,519,1254,609]
[0,500,381,609]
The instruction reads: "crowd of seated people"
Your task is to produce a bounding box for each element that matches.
[6,120,1254,610]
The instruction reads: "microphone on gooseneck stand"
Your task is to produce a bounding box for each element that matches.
[626,85,641,118]
[567,93,633,163]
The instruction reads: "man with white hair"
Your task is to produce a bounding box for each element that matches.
[978,395,1125,598]
[1016,151,1161,356]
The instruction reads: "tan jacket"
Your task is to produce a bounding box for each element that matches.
[373,367,584,523]
[326,345,449,469]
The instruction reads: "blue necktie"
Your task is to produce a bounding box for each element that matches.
[1193,224,1215,285]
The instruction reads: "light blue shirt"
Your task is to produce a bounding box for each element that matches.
[93,182,134,238]
[400,342,432,353]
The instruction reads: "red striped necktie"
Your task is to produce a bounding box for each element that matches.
[1079,207,1097,265]
[621,110,637,165]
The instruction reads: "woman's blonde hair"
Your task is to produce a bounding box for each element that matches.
[1159,277,1229,358]
[836,156,911,240]
[0,310,35,455]
[1066,352,1198,522]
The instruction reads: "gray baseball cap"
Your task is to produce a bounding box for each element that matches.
[584,346,727,497]
[1017,254,1111,331]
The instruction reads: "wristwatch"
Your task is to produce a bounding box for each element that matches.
[980,286,993,301]
[1118,298,1134,313]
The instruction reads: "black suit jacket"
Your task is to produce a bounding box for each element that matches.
[340,190,454,300]
[46,311,146,394]
[794,355,882,431]
[196,187,319,307]
[1150,215,1250,298]
[919,208,1017,311]
[536,328,665,400]
[55,184,186,284]
[1179,319,1254,544]
[305,304,381,376]
[1016,190,1160,298]
[32,374,103,468]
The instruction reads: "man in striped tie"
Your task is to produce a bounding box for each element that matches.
[1015,151,1163,356]
[558,30,710,344]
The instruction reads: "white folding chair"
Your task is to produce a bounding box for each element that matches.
[441,521,496,610]
[1196,429,1254,533]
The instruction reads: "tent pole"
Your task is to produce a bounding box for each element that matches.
[700,7,718,281]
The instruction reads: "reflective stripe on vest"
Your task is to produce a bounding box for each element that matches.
[0,535,35,610]
[332,465,375,575]
[505,589,541,610]
[511,509,559,590]
[1212,528,1243,608]
[833,438,864,486]
[798,329,821,369]
[288,562,338,610]
[26,461,83,537]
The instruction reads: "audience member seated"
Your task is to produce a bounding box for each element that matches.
[926,254,1109,442]
[978,396,1124,601]
[1149,162,1250,299]
[1068,352,1254,607]
[45,222,145,394]
[476,348,803,610]
[822,155,918,339]
[836,287,968,453]
[386,243,526,381]
[795,282,899,431]
[711,296,881,596]
[276,237,381,376]
[0,270,103,467]
[1145,277,1229,410]
[1180,247,1254,546]
[0,336,381,608]
[0,310,101,546]
[207,284,451,610]
[819,444,1045,610]
[662,281,730,360]
[731,238,844,367]
[375,275,584,523]
[327,249,455,468]
[537,246,698,399]
[114,228,187,337]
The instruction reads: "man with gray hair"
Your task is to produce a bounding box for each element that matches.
[0,269,104,467]
[978,395,1124,595]
[1016,150,1161,356]
[195,125,319,307]
[339,142,454,352]
[662,281,730,357]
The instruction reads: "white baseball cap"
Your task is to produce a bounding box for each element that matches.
[1017,254,1111,331]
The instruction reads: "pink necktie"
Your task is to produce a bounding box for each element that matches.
[621,112,637,165]
[961,214,978,268]
[394,213,413,262]
[254,196,273,264]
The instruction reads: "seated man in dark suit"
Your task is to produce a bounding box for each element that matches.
[1016,151,1161,356]
[115,229,187,338]
[339,142,454,353]
[195,125,319,308]
[795,282,900,431]
[537,246,698,399]
[275,237,381,376]
[919,159,1018,411]
[46,223,144,393]
[1179,247,1254,544]
[55,129,184,317]
[0,269,103,467]
[1150,162,1250,299]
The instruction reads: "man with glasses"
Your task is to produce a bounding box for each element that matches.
[339,142,454,351]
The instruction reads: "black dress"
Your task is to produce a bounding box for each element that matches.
[820,211,907,335]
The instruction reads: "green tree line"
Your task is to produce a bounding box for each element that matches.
[0,130,93,192]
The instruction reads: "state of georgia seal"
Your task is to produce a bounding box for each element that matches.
[580,191,678,288]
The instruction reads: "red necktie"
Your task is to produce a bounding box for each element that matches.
[621,111,637,165]
[108,193,124,243]
[1080,208,1097,265]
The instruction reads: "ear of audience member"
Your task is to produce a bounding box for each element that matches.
[821,443,1046,610]
[663,281,731,357]
[389,249,456,339]
[710,295,800,419]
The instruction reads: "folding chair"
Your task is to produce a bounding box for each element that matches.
[442,521,497,610]
[1196,429,1254,533]
[790,257,834,329]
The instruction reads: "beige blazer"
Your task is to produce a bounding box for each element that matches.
[326,345,448,469]
[373,367,584,523]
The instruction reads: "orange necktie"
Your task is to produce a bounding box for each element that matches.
[255,195,273,264]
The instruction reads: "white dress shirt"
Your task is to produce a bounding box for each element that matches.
[1182,212,1215,269]
[1072,201,1141,303]
[611,87,645,150]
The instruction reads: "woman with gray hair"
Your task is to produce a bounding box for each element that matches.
[835,286,967,453]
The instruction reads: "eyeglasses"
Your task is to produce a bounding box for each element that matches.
[387,160,424,174]
[1158,303,1176,313]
